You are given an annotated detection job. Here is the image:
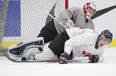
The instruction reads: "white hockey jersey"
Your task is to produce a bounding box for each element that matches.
[65,28,104,62]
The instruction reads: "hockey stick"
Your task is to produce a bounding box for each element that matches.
[48,13,75,29]
[48,13,68,29]
[5,52,90,63]
[6,58,90,63]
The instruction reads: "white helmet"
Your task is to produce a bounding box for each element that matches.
[83,2,96,19]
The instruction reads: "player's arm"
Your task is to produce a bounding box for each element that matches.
[65,32,92,55]
[91,21,95,30]
[83,46,104,63]
[88,46,104,63]
[87,54,103,63]
[97,54,104,63]
[59,32,92,64]
[59,7,79,21]
[58,7,80,28]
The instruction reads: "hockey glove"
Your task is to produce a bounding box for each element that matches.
[65,19,75,28]
[90,55,99,63]
[59,52,69,64]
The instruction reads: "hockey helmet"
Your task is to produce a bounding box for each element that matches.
[83,2,96,17]
[100,30,113,45]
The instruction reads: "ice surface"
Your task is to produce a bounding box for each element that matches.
[0,47,116,76]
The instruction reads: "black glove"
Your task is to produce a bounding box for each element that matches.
[90,55,99,63]
[59,52,69,64]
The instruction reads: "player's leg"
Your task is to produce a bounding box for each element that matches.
[31,31,70,61]
[48,31,70,58]
[20,47,42,61]
[37,20,58,43]
[7,37,44,61]
[34,43,58,61]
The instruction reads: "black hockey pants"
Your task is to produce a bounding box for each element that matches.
[37,20,58,43]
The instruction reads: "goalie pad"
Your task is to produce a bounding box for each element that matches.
[7,37,44,61]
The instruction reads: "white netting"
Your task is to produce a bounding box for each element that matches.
[1,0,67,48]
[21,0,66,40]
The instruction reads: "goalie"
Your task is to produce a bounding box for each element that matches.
[38,2,96,43]
[7,28,113,64]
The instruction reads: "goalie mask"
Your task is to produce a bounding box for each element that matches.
[83,2,96,19]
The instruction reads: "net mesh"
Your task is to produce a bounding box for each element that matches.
[0,0,67,48]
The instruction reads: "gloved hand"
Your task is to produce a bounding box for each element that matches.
[65,19,75,28]
[59,56,68,64]
[90,55,99,63]
[59,52,69,64]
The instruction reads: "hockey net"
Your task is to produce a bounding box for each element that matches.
[0,0,68,55]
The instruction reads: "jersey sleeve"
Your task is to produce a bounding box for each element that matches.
[91,21,95,30]
[64,32,93,55]
[57,7,80,26]
[97,54,104,63]
[88,47,104,63]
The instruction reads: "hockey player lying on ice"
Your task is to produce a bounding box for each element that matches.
[8,28,113,64]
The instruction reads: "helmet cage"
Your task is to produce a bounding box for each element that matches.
[83,2,96,15]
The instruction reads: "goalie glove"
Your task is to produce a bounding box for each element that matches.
[65,19,75,28]
[59,52,69,64]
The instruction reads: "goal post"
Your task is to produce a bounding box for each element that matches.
[0,0,68,49]
[0,0,9,49]
[0,0,9,55]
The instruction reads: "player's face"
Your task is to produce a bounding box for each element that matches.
[98,39,106,48]
[98,37,110,48]
[87,7,95,15]
[85,7,95,19]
